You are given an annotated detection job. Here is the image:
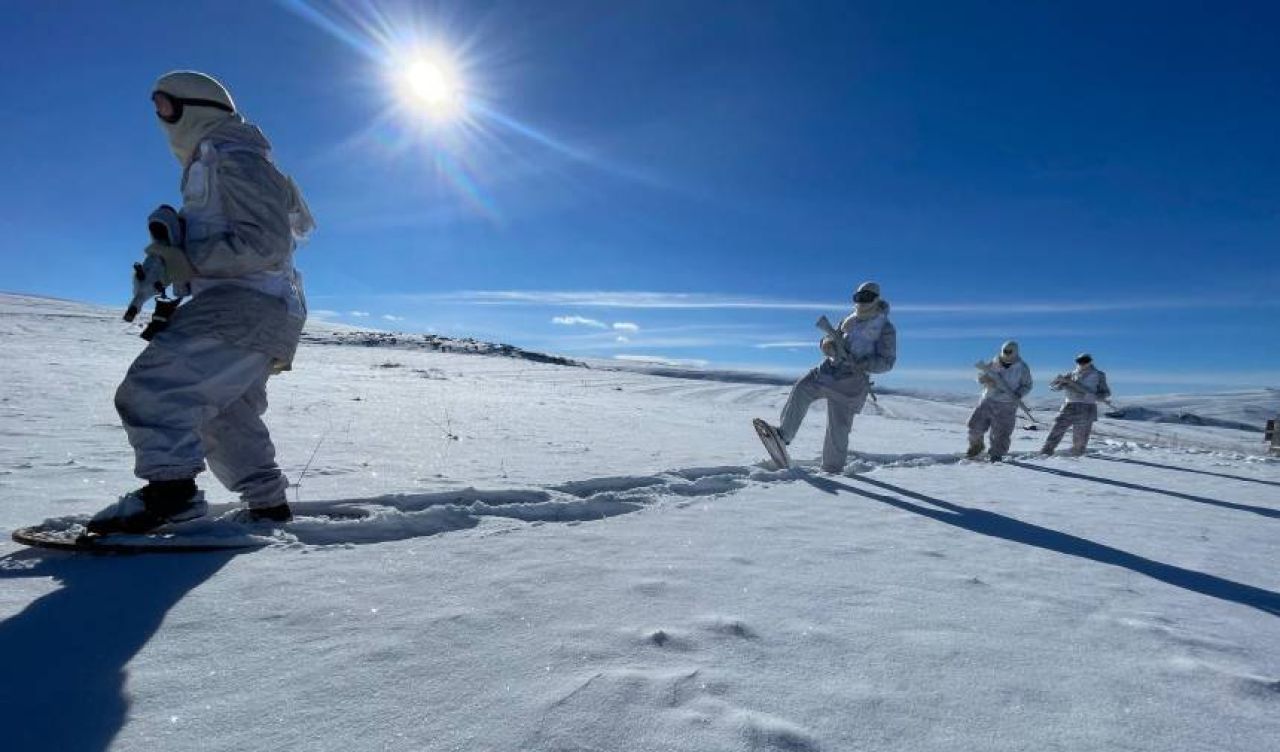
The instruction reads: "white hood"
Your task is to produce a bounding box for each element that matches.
[153,70,237,165]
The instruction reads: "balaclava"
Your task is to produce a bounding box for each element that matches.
[853,281,882,321]
[153,70,237,165]
[999,340,1019,365]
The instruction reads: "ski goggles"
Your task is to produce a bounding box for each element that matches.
[1002,345,1017,355]
[152,91,234,124]
[852,289,879,304]
[1074,354,1093,365]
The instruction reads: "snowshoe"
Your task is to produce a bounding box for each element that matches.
[752,418,792,470]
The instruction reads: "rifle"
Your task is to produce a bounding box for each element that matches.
[124,258,165,323]
[123,205,185,340]
[975,360,1038,423]
[815,315,851,362]
[1051,373,1115,408]
[819,316,883,405]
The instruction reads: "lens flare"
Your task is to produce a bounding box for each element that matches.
[278,0,668,224]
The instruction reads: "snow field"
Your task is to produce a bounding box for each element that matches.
[1,293,1278,751]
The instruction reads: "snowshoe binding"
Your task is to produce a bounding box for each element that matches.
[87,479,208,535]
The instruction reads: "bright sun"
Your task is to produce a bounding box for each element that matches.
[398,56,464,121]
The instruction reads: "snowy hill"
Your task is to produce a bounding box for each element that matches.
[300,328,585,367]
[1104,390,1280,433]
[1,293,1277,752]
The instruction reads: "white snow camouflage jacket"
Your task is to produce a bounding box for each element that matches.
[831,300,897,375]
[978,357,1033,404]
[166,117,313,367]
[1057,365,1110,405]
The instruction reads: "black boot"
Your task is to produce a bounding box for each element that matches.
[246,503,293,523]
[88,479,207,534]
[142,479,200,516]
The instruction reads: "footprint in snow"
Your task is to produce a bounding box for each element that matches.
[698,616,759,640]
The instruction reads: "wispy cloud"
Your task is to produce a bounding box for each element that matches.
[311,309,341,319]
[554,335,723,350]
[350,310,370,318]
[1099,369,1280,387]
[890,368,984,381]
[432,291,840,310]
[908,326,1121,340]
[897,301,1184,314]
[418,290,1278,314]
[612,322,640,332]
[754,325,1110,348]
[552,315,608,328]
[613,354,710,368]
[382,314,404,322]
[868,367,1280,390]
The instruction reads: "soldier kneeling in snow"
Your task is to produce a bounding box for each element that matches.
[967,340,1033,462]
[1041,353,1111,457]
[90,71,314,534]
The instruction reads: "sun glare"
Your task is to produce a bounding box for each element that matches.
[398,55,464,121]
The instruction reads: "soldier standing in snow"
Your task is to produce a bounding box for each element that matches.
[967,340,1033,462]
[1041,353,1111,457]
[90,71,314,534]
[758,282,897,473]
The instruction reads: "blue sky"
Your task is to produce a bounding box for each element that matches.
[1,0,1277,395]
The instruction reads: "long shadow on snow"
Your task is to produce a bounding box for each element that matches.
[0,548,235,752]
[1006,460,1280,520]
[1091,455,1280,489]
[800,472,1280,618]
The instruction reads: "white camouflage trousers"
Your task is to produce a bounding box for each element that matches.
[967,399,1018,458]
[778,362,871,472]
[1042,402,1098,456]
[114,332,289,507]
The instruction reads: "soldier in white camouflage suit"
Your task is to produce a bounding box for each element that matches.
[967,340,1033,462]
[90,71,314,534]
[759,282,897,473]
[1041,353,1111,457]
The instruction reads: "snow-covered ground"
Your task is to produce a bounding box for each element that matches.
[1,292,1277,752]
